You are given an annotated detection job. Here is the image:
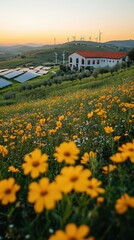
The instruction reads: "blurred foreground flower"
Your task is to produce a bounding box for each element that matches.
[55,165,92,193]
[53,141,80,164]
[115,193,134,214]
[0,178,20,205]
[110,140,134,163]
[22,148,48,178]
[28,177,62,213]
[81,151,96,164]
[86,178,105,198]
[102,164,117,174]
[49,223,94,240]
[118,139,134,163]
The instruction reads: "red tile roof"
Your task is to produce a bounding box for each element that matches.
[72,51,127,59]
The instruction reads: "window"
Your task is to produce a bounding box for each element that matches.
[81,59,85,65]
[92,60,95,64]
[70,57,72,63]
[97,60,100,64]
[87,60,90,65]
[76,58,79,64]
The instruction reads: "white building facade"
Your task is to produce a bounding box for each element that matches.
[69,51,127,70]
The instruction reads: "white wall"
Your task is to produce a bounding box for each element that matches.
[69,53,123,70]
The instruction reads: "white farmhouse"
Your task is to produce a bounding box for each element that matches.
[69,51,127,70]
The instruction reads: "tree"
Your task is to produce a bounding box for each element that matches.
[128,48,134,63]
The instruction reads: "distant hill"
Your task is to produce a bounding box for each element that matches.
[105,40,134,49]
[0,39,133,67]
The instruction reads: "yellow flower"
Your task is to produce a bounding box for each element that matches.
[56,121,62,128]
[28,178,62,213]
[0,145,8,157]
[8,166,20,173]
[110,152,127,163]
[0,178,20,205]
[48,129,56,134]
[104,126,114,134]
[22,149,48,178]
[53,141,80,164]
[49,223,94,240]
[115,193,134,214]
[86,178,105,198]
[102,164,117,174]
[118,140,134,163]
[22,136,28,142]
[81,151,96,164]
[26,123,32,130]
[55,165,92,193]
[114,136,121,141]
[97,196,104,207]
[87,112,94,118]
[58,115,64,121]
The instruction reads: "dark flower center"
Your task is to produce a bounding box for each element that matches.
[5,188,11,194]
[64,151,71,157]
[32,161,40,167]
[70,176,78,182]
[40,190,48,196]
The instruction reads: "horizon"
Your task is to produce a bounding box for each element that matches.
[0,38,134,47]
[0,0,134,45]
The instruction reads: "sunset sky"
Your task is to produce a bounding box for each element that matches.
[0,0,134,45]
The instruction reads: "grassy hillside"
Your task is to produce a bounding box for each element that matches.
[0,66,134,239]
[0,65,134,106]
[0,41,125,69]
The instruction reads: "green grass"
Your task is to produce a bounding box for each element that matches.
[0,66,134,240]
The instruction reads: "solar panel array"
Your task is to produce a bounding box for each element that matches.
[0,66,51,88]
[0,78,12,88]
[4,70,24,79]
[15,71,39,83]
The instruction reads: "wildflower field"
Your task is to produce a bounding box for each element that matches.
[0,67,134,240]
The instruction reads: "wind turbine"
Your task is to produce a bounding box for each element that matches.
[99,31,102,42]
[67,37,70,43]
[95,36,98,42]
[62,51,65,65]
[80,36,85,41]
[54,38,56,45]
[72,36,76,41]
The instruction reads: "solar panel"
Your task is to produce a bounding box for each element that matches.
[37,70,48,75]
[4,70,24,79]
[0,69,8,73]
[0,78,12,88]
[15,71,39,83]
[0,69,13,76]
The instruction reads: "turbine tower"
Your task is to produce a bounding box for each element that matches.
[80,36,85,41]
[99,31,102,42]
[95,36,98,42]
[67,37,70,43]
[62,51,65,65]
[54,38,56,45]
